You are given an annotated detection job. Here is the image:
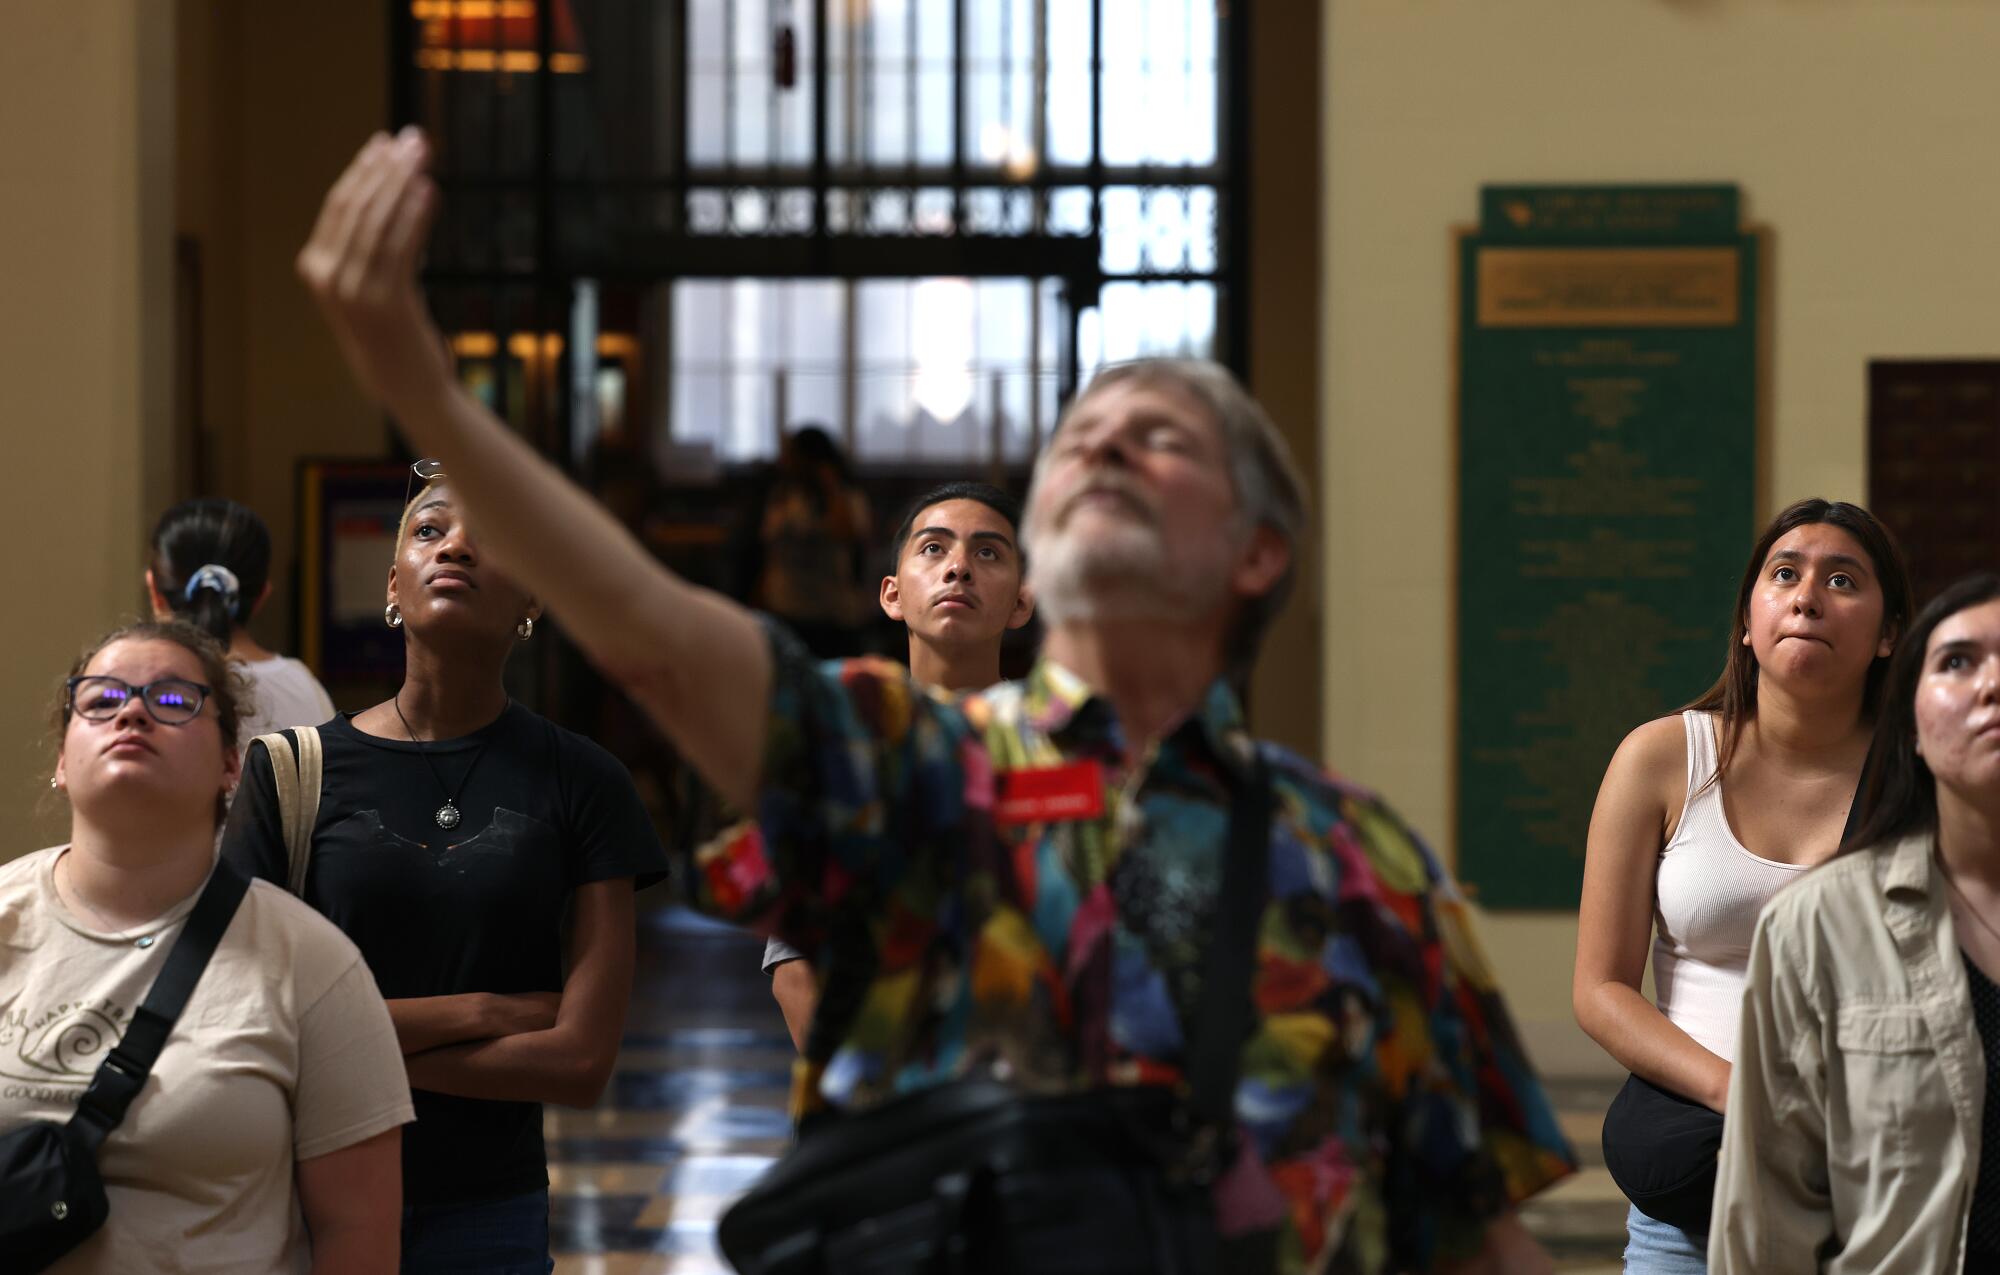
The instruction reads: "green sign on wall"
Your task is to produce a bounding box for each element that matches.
[1456,185,1757,909]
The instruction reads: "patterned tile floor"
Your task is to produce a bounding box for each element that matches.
[548,905,1630,1273]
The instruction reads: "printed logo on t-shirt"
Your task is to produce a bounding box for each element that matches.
[0,998,130,1103]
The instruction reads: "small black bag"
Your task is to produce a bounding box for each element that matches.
[1600,1072,1725,1237]
[719,757,1271,1275]
[720,1081,1236,1275]
[0,859,249,1272]
[0,1120,110,1273]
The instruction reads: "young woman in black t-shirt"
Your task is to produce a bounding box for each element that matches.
[222,475,667,1274]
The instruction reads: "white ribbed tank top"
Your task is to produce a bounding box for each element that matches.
[1651,710,1810,1063]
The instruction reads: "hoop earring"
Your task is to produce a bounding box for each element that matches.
[385,604,403,629]
[517,617,535,641]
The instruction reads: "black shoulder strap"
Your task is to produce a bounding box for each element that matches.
[68,858,252,1153]
[1185,748,1271,1131]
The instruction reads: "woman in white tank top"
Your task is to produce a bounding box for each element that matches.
[1574,499,1913,1273]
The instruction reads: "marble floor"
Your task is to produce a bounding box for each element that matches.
[547,906,789,1275]
[547,905,1629,1273]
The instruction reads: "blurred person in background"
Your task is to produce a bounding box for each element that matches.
[752,425,873,658]
[147,498,335,747]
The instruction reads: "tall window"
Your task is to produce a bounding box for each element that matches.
[397,0,1239,472]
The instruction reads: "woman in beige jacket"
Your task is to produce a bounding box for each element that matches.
[1712,571,2000,1272]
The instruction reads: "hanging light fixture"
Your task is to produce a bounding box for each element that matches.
[411,0,588,74]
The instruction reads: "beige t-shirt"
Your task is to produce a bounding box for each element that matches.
[0,847,414,1274]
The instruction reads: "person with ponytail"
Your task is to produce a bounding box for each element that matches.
[147,499,335,745]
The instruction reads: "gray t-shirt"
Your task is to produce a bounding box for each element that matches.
[237,655,336,747]
[763,935,804,973]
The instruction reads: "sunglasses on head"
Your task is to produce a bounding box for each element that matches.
[404,458,447,511]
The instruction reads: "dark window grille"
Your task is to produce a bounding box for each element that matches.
[392,0,1242,471]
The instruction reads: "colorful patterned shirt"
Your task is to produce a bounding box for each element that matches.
[694,626,1575,1271]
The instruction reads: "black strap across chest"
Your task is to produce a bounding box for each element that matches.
[67,859,250,1154]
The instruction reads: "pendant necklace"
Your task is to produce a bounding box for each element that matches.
[392,694,497,830]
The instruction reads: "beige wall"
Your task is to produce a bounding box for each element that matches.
[1323,1,2000,1071]
[238,4,391,655]
[1245,1,1323,759]
[0,4,175,852]
[0,5,385,856]
[175,0,244,501]
[183,3,389,652]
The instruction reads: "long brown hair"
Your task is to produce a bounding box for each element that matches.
[1684,499,1913,785]
[1841,572,2000,855]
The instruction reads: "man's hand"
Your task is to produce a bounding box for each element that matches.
[294,130,776,814]
[296,127,454,417]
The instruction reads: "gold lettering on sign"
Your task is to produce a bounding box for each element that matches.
[1477,248,1739,328]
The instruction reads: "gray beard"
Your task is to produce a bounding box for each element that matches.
[1026,524,1229,627]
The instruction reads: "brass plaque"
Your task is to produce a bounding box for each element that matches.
[1477,247,1740,328]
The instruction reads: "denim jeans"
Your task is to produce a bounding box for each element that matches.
[402,1188,553,1275]
[1623,1203,1707,1274]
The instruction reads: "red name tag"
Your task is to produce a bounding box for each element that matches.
[995,761,1106,826]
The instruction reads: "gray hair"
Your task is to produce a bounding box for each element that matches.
[1038,358,1309,674]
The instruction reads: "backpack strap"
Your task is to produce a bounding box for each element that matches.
[69,859,251,1152]
[253,728,323,895]
[1184,748,1270,1143]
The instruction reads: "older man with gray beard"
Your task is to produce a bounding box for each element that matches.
[294,129,1575,1275]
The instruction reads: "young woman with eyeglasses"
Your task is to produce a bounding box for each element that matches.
[1712,573,2000,1272]
[0,621,411,1272]
[145,498,335,747]
[219,468,668,1274]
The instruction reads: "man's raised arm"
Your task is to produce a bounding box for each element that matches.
[296,128,768,810]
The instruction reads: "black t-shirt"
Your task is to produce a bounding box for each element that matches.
[219,703,667,1206]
